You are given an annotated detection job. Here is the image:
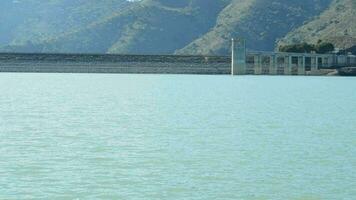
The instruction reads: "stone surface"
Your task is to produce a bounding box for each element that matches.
[0,53,231,75]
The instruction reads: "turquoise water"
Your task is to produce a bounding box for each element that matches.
[0,73,355,200]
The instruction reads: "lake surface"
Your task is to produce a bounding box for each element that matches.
[0,73,355,200]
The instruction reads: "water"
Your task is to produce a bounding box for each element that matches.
[0,73,355,200]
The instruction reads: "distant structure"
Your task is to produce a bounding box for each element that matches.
[231,38,246,75]
[231,38,356,75]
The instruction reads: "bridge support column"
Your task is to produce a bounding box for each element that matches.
[254,55,262,75]
[298,56,305,75]
[327,56,333,68]
[284,56,292,75]
[311,56,318,74]
[322,57,325,68]
[269,55,277,75]
[321,57,326,68]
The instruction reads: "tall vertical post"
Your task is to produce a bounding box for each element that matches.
[298,56,305,75]
[327,56,332,68]
[322,57,326,68]
[254,55,262,75]
[283,56,287,75]
[231,39,234,75]
[321,57,326,68]
[284,55,292,75]
[231,38,246,75]
[269,55,277,75]
[302,56,306,74]
[311,56,317,75]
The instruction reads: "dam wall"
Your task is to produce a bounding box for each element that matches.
[0,53,231,74]
[1,52,354,75]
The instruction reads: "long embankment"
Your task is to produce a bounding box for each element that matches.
[0,53,231,74]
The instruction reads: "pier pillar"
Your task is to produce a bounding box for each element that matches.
[269,55,277,75]
[298,56,305,75]
[327,56,333,68]
[302,56,306,74]
[277,56,283,74]
[322,57,326,68]
[231,38,246,75]
[311,56,318,74]
[321,57,327,68]
[254,55,262,75]
[284,55,292,75]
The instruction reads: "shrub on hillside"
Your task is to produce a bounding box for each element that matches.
[279,40,334,54]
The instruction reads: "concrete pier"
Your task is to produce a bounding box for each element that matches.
[298,56,305,75]
[284,56,292,75]
[269,55,277,75]
[254,55,262,75]
[231,38,246,75]
[311,56,318,73]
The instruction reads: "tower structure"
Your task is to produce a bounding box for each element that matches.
[231,38,246,75]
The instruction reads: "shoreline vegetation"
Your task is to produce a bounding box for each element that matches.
[278,40,335,54]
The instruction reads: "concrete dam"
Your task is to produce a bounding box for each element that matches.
[0,53,231,74]
[0,39,355,75]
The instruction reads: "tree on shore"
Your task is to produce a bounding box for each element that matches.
[315,40,335,54]
[279,40,334,54]
[279,42,315,53]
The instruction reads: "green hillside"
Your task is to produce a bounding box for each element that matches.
[1,0,344,55]
[278,0,356,50]
[5,0,229,54]
[177,0,332,55]
[0,0,131,46]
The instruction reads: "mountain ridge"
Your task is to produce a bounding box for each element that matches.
[278,0,356,51]
[2,0,354,55]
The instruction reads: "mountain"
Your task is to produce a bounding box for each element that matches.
[2,0,230,54]
[178,0,332,55]
[0,0,131,46]
[278,0,356,51]
[0,0,343,55]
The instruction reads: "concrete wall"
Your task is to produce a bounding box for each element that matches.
[1,52,354,75]
[0,53,231,74]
